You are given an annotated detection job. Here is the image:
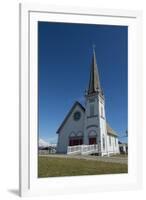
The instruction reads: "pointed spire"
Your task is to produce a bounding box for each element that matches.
[87,45,101,95]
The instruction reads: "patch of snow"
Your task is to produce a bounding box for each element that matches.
[39,138,50,148]
[39,138,57,148]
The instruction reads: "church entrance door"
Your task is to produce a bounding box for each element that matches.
[89,137,96,144]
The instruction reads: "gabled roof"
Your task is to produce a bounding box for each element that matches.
[106,123,118,137]
[56,101,85,133]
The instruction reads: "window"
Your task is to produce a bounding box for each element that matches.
[90,103,94,116]
[73,111,81,121]
[115,137,116,146]
[109,136,111,146]
[102,136,105,149]
[69,138,83,146]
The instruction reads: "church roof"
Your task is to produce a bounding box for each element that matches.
[56,101,85,134]
[106,123,118,137]
[87,48,101,95]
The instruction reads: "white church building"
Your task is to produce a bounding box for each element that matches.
[56,49,119,156]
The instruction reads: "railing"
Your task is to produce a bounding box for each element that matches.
[67,144,98,155]
[81,144,98,155]
[67,145,82,154]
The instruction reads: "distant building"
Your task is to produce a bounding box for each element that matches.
[56,48,119,156]
[119,142,128,154]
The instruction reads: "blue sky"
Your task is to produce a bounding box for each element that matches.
[38,22,128,144]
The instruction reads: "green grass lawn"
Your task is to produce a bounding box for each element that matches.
[38,156,128,178]
[110,154,128,157]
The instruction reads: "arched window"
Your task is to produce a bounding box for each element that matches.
[103,136,105,149]
[88,130,97,145]
[115,137,116,146]
[109,136,111,146]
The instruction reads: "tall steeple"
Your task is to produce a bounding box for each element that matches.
[87,46,101,95]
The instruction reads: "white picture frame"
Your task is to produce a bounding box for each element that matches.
[19,3,143,197]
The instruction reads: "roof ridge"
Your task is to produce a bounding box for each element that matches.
[56,101,85,133]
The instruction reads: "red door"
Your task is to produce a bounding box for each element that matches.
[69,138,83,146]
[89,137,96,144]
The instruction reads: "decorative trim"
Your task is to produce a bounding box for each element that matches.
[87,115,98,118]
[69,131,76,137]
[88,129,97,136]
[69,136,83,139]
[86,125,98,129]
[77,131,83,136]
